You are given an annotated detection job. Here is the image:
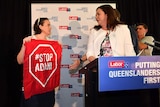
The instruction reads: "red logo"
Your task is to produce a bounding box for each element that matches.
[61,64,69,68]
[70,54,79,58]
[60,84,70,88]
[109,60,124,68]
[69,16,78,20]
[59,26,68,30]
[58,7,68,11]
[71,93,80,97]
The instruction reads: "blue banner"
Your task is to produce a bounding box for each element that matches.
[98,56,160,92]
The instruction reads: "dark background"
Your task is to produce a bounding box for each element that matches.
[0,0,160,107]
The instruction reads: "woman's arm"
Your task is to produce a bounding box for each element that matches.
[17,44,25,64]
[17,36,32,64]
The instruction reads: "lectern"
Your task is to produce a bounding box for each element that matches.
[79,57,159,107]
[79,58,98,107]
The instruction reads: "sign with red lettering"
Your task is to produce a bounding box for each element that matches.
[23,39,62,99]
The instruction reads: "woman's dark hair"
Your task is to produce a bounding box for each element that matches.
[94,5,124,30]
[114,9,121,21]
[33,17,49,34]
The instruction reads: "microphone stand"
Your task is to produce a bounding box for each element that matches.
[144,42,160,50]
[153,40,160,44]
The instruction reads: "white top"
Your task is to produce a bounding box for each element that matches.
[86,24,136,58]
[31,35,50,40]
[138,36,154,56]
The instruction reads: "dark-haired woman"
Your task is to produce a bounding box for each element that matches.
[17,18,57,107]
[86,5,136,62]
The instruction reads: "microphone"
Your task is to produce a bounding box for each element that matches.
[144,42,160,50]
[153,40,160,44]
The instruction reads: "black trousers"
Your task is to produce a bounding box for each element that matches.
[20,90,55,107]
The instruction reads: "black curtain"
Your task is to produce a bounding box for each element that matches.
[0,0,30,107]
[0,0,159,107]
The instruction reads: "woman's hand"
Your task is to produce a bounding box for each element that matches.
[69,59,80,70]
[23,36,33,45]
